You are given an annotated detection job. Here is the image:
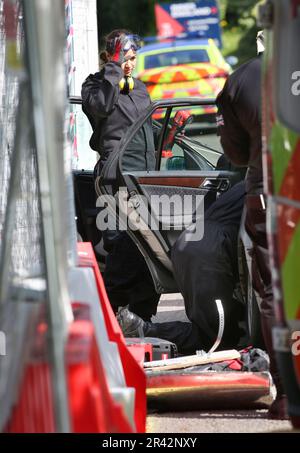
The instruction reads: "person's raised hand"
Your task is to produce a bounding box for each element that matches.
[110,35,127,65]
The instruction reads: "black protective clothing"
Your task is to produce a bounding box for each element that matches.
[118,182,247,355]
[81,61,159,319]
[245,198,285,396]
[103,230,160,321]
[216,57,262,194]
[171,181,246,352]
[81,61,156,174]
[216,56,285,403]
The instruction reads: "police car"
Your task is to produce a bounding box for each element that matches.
[134,39,231,119]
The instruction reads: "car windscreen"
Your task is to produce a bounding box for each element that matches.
[144,49,210,69]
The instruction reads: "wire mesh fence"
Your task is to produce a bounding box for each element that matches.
[0,0,45,285]
[0,0,47,431]
[0,0,80,431]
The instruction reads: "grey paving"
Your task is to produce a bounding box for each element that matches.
[147,410,293,433]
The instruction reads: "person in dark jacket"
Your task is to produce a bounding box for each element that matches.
[81,30,160,320]
[215,32,288,420]
[82,31,156,175]
[117,178,247,355]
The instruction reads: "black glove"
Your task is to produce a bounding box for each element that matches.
[107,35,127,65]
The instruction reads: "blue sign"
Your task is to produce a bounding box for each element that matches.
[155,1,222,46]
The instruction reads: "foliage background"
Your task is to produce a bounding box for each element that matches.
[97,0,264,67]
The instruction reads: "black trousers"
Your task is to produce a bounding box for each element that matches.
[245,195,284,395]
[103,230,160,321]
[144,182,247,354]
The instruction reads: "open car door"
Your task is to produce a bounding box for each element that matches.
[99,98,243,293]
[69,96,107,263]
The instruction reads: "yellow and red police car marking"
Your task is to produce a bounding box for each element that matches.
[137,64,227,106]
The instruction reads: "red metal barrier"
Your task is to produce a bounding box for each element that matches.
[5,363,55,433]
[77,242,147,433]
[5,319,56,433]
[5,310,136,433]
[5,243,146,433]
[67,316,134,433]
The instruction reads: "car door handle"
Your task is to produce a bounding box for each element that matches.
[201,178,230,192]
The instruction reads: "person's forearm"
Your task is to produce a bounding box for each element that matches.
[81,63,123,118]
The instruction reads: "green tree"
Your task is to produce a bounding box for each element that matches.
[97,0,156,44]
[219,0,263,65]
[97,0,193,42]
[223,0,257,26]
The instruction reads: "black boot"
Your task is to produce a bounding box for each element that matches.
[116,307,206,355]
[117,306,154,337]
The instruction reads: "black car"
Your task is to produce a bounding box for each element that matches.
[71,97,264,347]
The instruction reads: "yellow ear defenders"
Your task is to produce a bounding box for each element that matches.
[119,76,134,94]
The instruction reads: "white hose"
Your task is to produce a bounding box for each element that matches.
[208,299,225,354]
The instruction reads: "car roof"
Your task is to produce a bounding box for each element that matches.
[139,39,211,53]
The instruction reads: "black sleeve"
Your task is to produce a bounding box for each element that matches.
[216,80,250,166]
[81,62,123,119]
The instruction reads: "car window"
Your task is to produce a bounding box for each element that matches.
[144,49,210,69]
[184,132,223,166]
[152,104,222,172]
[160,140,216,172]
[119,101,224,174]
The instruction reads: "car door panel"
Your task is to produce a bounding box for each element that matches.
[96,99,244,293]
[123,169,235,249]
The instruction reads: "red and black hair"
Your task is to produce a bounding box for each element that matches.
[100,29,132,63]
